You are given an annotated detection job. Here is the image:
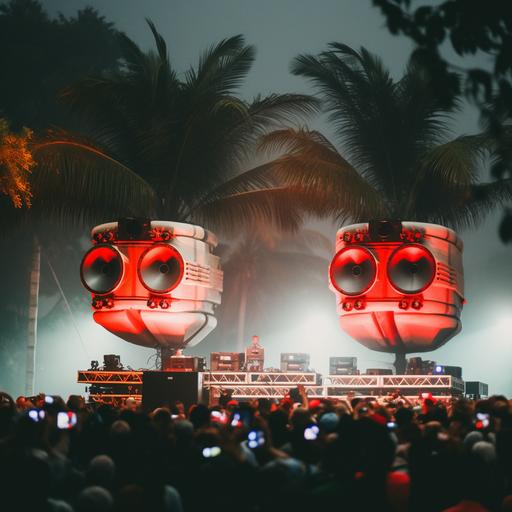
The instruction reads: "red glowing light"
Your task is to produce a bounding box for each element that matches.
[80,245,123,295]
[330,222,464,354]
[138,244,184,293]
[387,244,435,294]
[329,246,377,296]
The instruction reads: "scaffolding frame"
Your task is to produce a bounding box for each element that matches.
[78,370,464,403]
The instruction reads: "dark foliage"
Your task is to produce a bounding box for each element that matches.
[373,0,512,241]
[0,0,122,130]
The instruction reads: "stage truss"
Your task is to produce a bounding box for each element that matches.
[78,370,464,404]
[77,370,143,384]
[203,371,318,385]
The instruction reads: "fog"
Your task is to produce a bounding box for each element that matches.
[1,0,510,397]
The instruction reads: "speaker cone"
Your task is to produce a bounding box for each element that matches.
[81,245,123,295]
[388,244,435,293]
[330,246,377,296]
[138,244,184,293]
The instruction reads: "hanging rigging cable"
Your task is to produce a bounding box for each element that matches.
[44,250,91,360]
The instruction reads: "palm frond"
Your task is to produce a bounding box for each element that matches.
[190,162,278,209]
[292,44,464,208]
[449,179,512,230]
[412,176,512,230]
[145,19,168,63]
[31,135,158,225]
[187,35,255,97]
[417,134,489,187]
[193,187,304,234]
[260,128,388,221]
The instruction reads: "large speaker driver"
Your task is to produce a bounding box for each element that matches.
[329,246,377,295]
[388,244,435,293]
[138,244,184,293]
[81,245,123,295]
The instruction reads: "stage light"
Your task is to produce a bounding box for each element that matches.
[434,365,444,374]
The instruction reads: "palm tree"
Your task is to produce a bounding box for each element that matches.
[262,43,512,371]
[1,117,157,395]
[12,22,322,392]
[36,21,320,233]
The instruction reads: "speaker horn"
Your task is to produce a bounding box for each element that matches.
[138,244,184,293]
[80,245,123,295]
[330,246,377,296]
[388,244,435,293]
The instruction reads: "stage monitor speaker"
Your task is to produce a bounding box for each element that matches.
[465,381,488,398]
[280,353,310,372]
[142,371,205,412]
[366,368,393,375]
[210,352,245,371]
[443,365,463,379]
[329,357,357,375]
[166,356,205,372]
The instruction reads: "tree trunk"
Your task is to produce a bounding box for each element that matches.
[394,352,407,375]
[236,281,248,353]
[25,237,40,396]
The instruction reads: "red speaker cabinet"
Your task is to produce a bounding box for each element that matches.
[329,220,464,353]
[81,218,223,350]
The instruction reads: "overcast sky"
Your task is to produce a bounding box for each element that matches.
[36,0,512,396]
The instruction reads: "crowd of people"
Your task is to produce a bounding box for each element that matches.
[1,387,512,512]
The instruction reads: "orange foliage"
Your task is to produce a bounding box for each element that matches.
[0,119,35,208]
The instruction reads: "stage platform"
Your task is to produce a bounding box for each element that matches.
[78,370,464,405]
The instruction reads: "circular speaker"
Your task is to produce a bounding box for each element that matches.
[330,246,377,296]
[81,245,123,295]
[388,244,435,293]
[138,244,184,293]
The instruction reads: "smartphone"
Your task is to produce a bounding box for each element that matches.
[247,429,265,449]
[57,411,77,430]
[475,412,490,429]
[230,409,252,428]
[421,392,431,399]
[211,410,228,425]
[387,421,397,429]
[44,395,54,405]
[304,424,320,441]
[28,409,45,422]
[202,446,221,458]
